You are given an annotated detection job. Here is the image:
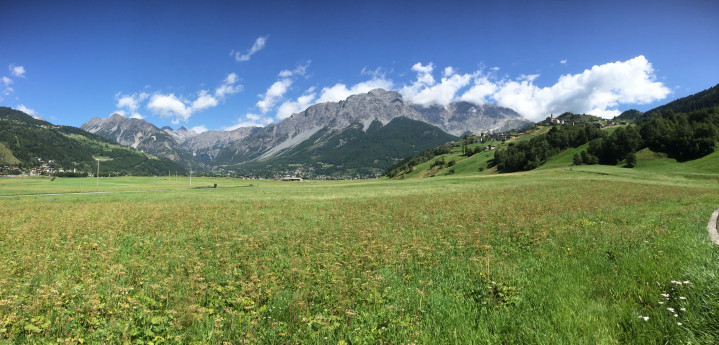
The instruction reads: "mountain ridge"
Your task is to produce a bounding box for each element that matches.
[81,89,531,176]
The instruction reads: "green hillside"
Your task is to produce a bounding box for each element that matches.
[0,107,185,176]
[390,123,718,179]
[646,83,719,115]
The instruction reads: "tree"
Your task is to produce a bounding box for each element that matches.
[573,153,581,165]
[624,152,637,168]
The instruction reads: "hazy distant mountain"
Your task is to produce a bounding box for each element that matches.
[82,114,260,169]
[162,125,197,143]
[410,100,530,136]
[182,127,260,165]
[81,114,194,169]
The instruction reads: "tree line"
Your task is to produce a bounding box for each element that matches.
[493,107,719,172]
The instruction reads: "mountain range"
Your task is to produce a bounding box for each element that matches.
[81,89,529,177]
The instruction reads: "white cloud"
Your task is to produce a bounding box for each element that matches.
[560,60,568,65]
[316,78,393,104]
[120,73,241,123]
[459,76,498,104]
[115,92,149,120]
[271,76,394,120]
[214,72,242,98]
[412,62,434,74]
[224,113,273,131]
[16,104,43,120]
[443,67,455,77]
[9,65,25,78]
[191,90,218,111]
[147,94,192,122]
[257,78,293,114]
[191,125,208,133]
[278,61,310,78]
[255,61,313,115]
[1,76,12,85]
[395,56,669,120]
[2,87,13,96]
[116,92,148,112]
[276,89,317,120]
[232,35,268,62]
[400,63,472,107]
[491,55,670,120]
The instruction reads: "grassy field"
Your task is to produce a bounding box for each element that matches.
[1,166,719,344]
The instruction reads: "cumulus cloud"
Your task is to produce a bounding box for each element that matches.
[115,92,149,119]
[255,61,313,116]
[398,56,669,120]
[231,35,268,62]
[400,63,472,107]
[271,76,394,120]
[16,104,43,120]
[116,73,241,123]
[1,76,12,86]
[459,76,498,104]
[191,90,218,111]
[560,60,568,65]
[147,94,192,122]
[9,65,25,78]
[257,79,293,114]
[316,77,393,104]
[214,73,242,98]
[276,89,317,120]
[491,55,670,120]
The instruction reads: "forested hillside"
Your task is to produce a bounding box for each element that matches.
[492,108,718,172]
[645,83,719,115]
[0,107,185,176]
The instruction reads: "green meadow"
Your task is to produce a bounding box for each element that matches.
[1,164,719,344]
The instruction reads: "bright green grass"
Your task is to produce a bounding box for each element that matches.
[0,176,254,196]
[535,143,589,170]
[1,167,718,344]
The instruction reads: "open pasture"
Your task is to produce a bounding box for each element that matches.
[1,167,718,344]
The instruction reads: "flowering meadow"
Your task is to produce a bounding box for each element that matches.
[1,167,718,344]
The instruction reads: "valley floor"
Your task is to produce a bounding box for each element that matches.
[1,167,718,344]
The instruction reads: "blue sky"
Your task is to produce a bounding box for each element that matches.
[1,0,718,132]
